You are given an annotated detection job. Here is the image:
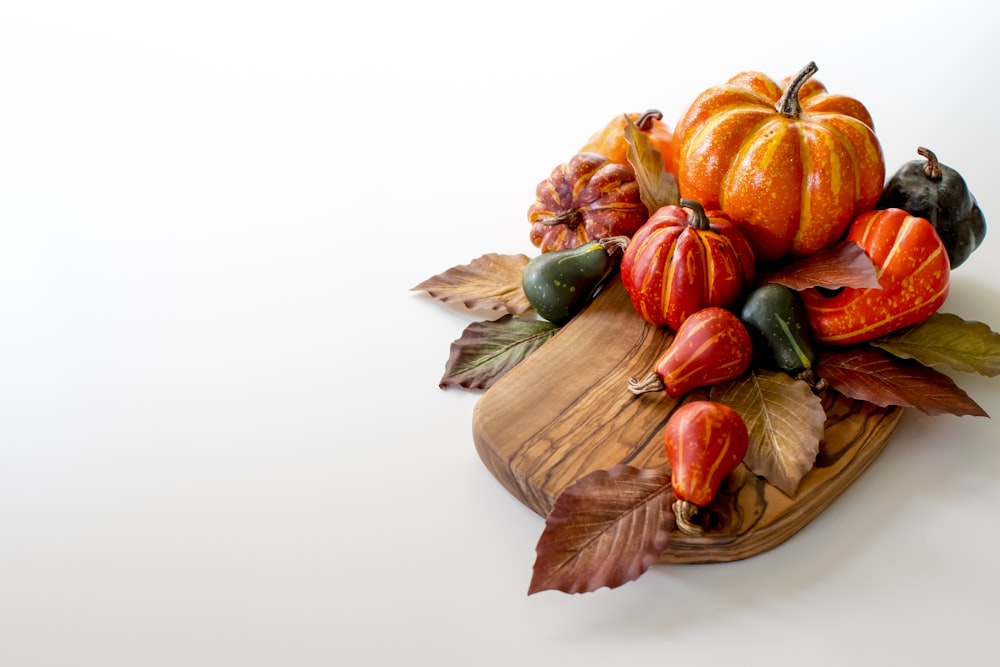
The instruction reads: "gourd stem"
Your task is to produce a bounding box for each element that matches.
[672,499,707,536]
[917,146,943,180]
[598,235,630,255]
[775,61,819,118]
[636,109,664,132]
[627,372,665,396]
[540,209,583,228]
[679,197,711,231]
[796,369,828,393]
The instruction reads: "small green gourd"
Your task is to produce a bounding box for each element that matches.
[740,282,817,376]
[522,236,628,325]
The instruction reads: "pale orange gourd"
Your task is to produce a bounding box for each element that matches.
[580,109,677,176]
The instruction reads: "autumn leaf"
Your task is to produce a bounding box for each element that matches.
[439,316,558,390]
[624,115,678,214]
[710,368,825,497]
[817,346,989,417]
[412,253,533,315]
[870,312,1000,377]
[759,241,881,291]
[528,465,673,595]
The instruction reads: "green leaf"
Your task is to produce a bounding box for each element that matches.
[710,368,825,497]
[624,114,678,214]
[528,464,673,595]
[870,312,1000,377]
[439,316,559,390]
[817,346,989,417]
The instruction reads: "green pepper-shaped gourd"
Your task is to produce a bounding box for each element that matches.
[740,282,816,376]
[877,146,986,268]
[522,236,628,325]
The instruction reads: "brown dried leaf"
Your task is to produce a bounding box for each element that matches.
[710,368,824,497]
[760,241,881,291]
[412,253,533,315]
[624,115,678,214]
[529,465,673,595]
[817,346,989,417]
[871,312,1000,377]
[439,316,558,390]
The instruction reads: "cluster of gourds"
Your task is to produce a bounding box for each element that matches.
[520,62,987,510]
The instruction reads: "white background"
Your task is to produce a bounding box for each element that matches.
[3,2,1000,665]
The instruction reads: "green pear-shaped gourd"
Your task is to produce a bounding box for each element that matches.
[522,236,628,325]
[740,282,816,376]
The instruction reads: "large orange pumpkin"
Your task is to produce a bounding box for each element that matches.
[672,62,885,264]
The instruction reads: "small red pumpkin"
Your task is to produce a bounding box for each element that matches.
[621,198,755,329]
[800,208,950,344]
[528,152,649,253]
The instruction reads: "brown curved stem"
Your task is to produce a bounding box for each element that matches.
[775,61,819,118]
[598,235,630,255]
[627,372,665,396]
[796,369,828,393]
[672,499,708,536]
[540,209,583,228]
[679,198,711,231]
[636,109,664,132]
[917,146,943,180]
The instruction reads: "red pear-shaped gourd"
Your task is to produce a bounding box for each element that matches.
[664,400,749,507]
[628,307,753,397]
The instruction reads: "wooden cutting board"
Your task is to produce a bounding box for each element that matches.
[472,274,904,564]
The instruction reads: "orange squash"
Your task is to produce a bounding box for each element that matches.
[672,62,885,264]
[800,208,950,345]
[580,109,677,176]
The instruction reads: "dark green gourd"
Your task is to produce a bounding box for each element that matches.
[522,236,628,325]
[877,146,986,268]
[740,282,817,376]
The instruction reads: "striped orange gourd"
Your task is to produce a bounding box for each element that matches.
[800,208,950,345]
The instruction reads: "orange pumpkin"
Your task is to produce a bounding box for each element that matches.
[672,61,885,264]
[580,109,677,176]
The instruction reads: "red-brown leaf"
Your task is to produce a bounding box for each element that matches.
[761,241,881,291]
[528,465,673,595]
[817,346,989,417]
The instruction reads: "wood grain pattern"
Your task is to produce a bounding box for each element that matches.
[472,274,904,564]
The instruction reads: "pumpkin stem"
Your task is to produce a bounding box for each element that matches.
[775,61,819,118]
[679,198,711,231]
[636,109,664,132]
[539,208,583,229]
[917,146,943,180]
